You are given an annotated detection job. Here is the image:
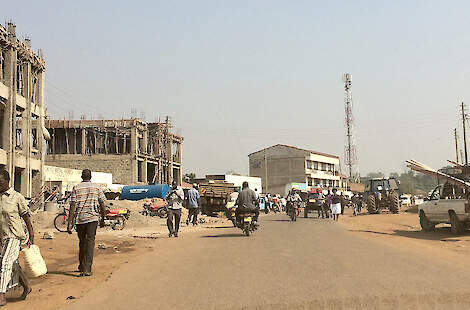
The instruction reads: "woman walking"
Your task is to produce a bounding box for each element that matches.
[331,189,342,221]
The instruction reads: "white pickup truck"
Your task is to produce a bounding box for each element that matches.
[418,184,470,235]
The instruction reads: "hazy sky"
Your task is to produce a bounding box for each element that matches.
[4,1,470,177]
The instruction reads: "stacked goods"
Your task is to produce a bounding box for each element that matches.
[199,181,237,197]
[198,181,238,215]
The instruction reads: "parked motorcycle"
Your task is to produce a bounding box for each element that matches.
[104,208,131,230]
[236,212,258,236]
[140,201,168,218]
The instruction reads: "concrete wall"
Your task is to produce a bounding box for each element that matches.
[44,165,113,194]
[46,154,133,184]
[249,145,308,195]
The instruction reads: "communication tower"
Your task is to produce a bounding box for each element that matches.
[343,73,360,182]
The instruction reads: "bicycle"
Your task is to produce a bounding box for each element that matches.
[54,207,74,232]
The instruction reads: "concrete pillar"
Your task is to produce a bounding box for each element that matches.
[130,125,137,155]
[142,129,148,183]
[168,135,173,184]
[23,62,32,196]
[81,128,86,154]
[177,141,182,185]
[36,70,45,197]
[4,40,16,187]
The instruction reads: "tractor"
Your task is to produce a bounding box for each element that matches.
[364,178,401,214]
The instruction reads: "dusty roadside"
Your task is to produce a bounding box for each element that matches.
[7,202,232,310]
[340,207,470,266]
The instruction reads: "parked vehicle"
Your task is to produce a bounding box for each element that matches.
[54,208,71,232]
[140,200,168,218]
[199,181,238,215]
[364,178,401,214]
[400,195,412,207]
[104,208,131,230]
[418,183,468,235]
[54,206,130,232]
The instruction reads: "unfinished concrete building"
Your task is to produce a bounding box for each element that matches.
[0,22,47,197]
[45,118,183,185]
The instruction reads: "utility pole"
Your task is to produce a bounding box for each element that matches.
[264,150,268,194]
[462,102,468,165]
[455,128,459,163]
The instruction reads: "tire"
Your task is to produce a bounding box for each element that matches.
[231,219,236,227]
[54,213,68,232]
[244,223,250,236]
[450,212,465,235]
[157,208,168,219]
[390,192,400,214]
[112,217,126,230]
[419,211,435,231]
[367,195,378,214]
[304,207,308,218]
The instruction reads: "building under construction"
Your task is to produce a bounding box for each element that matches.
[0,22,47,197]
[45,118,183,185]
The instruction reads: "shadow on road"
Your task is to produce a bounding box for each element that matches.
[267,219,291,222]
[393,227,467,241]
[48,270,81,278]
[201,234,246,238]
[348,227,467,241]
[206,226,233,229]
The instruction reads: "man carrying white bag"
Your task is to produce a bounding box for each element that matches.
[0,169,36,306]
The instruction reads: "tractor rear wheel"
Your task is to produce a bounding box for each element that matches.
[390,192,400,214]
[367,195,378,214]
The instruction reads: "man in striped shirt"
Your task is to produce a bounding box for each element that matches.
[67,169,106,277]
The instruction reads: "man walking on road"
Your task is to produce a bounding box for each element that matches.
[166,181,184,237]
[0,169,34,306]
[185,184,201,226]
[67,169,106,277]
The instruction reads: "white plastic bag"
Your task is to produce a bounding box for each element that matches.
[21,245,47,278]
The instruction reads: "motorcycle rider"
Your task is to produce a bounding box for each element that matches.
[287,190,302,215]
[235,181,259,224]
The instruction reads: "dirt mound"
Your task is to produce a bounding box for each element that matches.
[32,211,57,230]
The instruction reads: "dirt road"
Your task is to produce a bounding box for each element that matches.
[59,212,470,310]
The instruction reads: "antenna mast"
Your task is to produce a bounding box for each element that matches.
[343,73,360,182]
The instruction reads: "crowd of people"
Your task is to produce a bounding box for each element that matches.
[0,166,363,306]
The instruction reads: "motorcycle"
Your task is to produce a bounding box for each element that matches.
[104,208,131,230]
[236,212,258,236]
[271,203,280,213]
[288,202,298,221]
[140,201,168,218]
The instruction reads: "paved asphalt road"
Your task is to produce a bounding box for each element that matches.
[63,214,470,310]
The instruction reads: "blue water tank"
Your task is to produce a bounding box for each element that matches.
[121,184,170,201]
